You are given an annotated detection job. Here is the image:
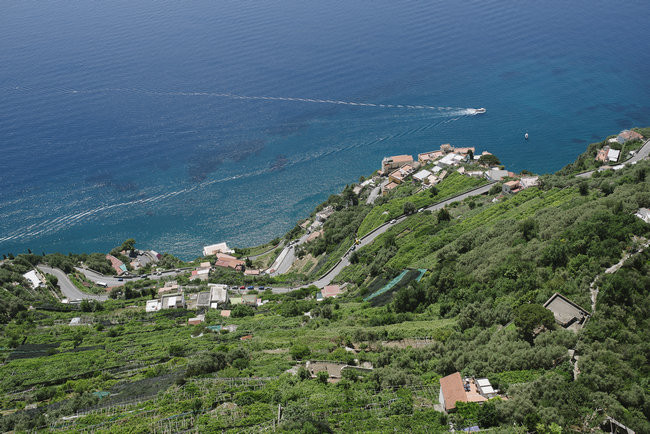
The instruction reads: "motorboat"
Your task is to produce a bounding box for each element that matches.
[525,132,529,140]
[473,108,486,114]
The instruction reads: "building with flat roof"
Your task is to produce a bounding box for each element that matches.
[161,293,185,309]
[203,242,234,257]
[23,270,44,289]
[635,208,650,223]
[543,292,590,331]
[209,284,229,308]
[607,148,620,162]
[486,168,509,181]
[381,155,413,174]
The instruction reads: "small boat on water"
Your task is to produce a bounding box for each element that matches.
[525,132,529,140]
[473,107,486,114]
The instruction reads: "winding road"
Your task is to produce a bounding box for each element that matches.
[38,265,108,301]
[309,182,496,288]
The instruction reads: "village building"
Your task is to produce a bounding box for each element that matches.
[543,292,590,331]
[196,291,211,308]
[244,268,261,276]
[317,284,342,301]
[188,314,205,325]
[307,230,323,242]
[191,268,210,281]
[161,293,185,309]
[388,164,415,184]
[596,146,610,162]
[440,143,453,153]
[607,148,621,162]
[214,253,245,271]
[202,242,234,257]
[485,168,509,181]
[353,178,374,195]
[502,180,522,194]
[439,372,499,413]
[437,153,465,167]
[634,207,650,223]
[520,176,540,189]
[413,169,432,183]
[316,205,335,222]
[146,299,162,312]
[382,181,399,196]
[381,154,414,174]
[209,283,229,308]
[106,254,127,275]
[199,261,211,269]
[616,129,643,144]
[418,150,444,164]
[22,270,44,289]
[158,281,179,295]
[452,146,475,156]
[242,294,258,306]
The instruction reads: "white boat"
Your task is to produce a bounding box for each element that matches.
[473,107,486,114]
[525,132,529,140]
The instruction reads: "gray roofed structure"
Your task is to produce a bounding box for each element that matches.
[543,293,590,331]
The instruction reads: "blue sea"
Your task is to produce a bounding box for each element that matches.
[1,0,649,259]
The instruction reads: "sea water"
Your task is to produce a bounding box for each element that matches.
[1,0,649,259]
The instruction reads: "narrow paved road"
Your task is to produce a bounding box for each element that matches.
[68,182,497,297]
[38,265,108,301]
[76,267,190,287]
[269,232,310,276]
[576,138,650,178]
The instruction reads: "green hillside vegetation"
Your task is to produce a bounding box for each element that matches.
[357,172,487,237]
[0,137,649,432]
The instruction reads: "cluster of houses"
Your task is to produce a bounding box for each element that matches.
[198,242,262,275]
[596,129,644,164]
[377,143,539,196]
[105,249,162,275]
[300,205,336,242]
[146,281,270,324]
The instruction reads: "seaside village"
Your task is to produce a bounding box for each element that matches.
[377,143,539,196]
[46,130,644,411]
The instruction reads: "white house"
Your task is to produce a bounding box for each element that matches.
[23,270,43,288]
[607,148,620,163]
[203,242,234,256]
[146,299,162,312]
[413,169,432,183]
[635,208,650,223]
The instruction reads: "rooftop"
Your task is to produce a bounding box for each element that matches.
[543,292,590,331]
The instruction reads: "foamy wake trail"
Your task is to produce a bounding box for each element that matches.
[64,87,473,113]
[1,88,477,243]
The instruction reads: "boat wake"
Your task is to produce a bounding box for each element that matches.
[64,87,474,113]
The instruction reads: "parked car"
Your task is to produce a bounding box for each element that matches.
[117,278,123,281]
[239,286,246,290]
[258,286,265,290]
[247,286,254,290]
